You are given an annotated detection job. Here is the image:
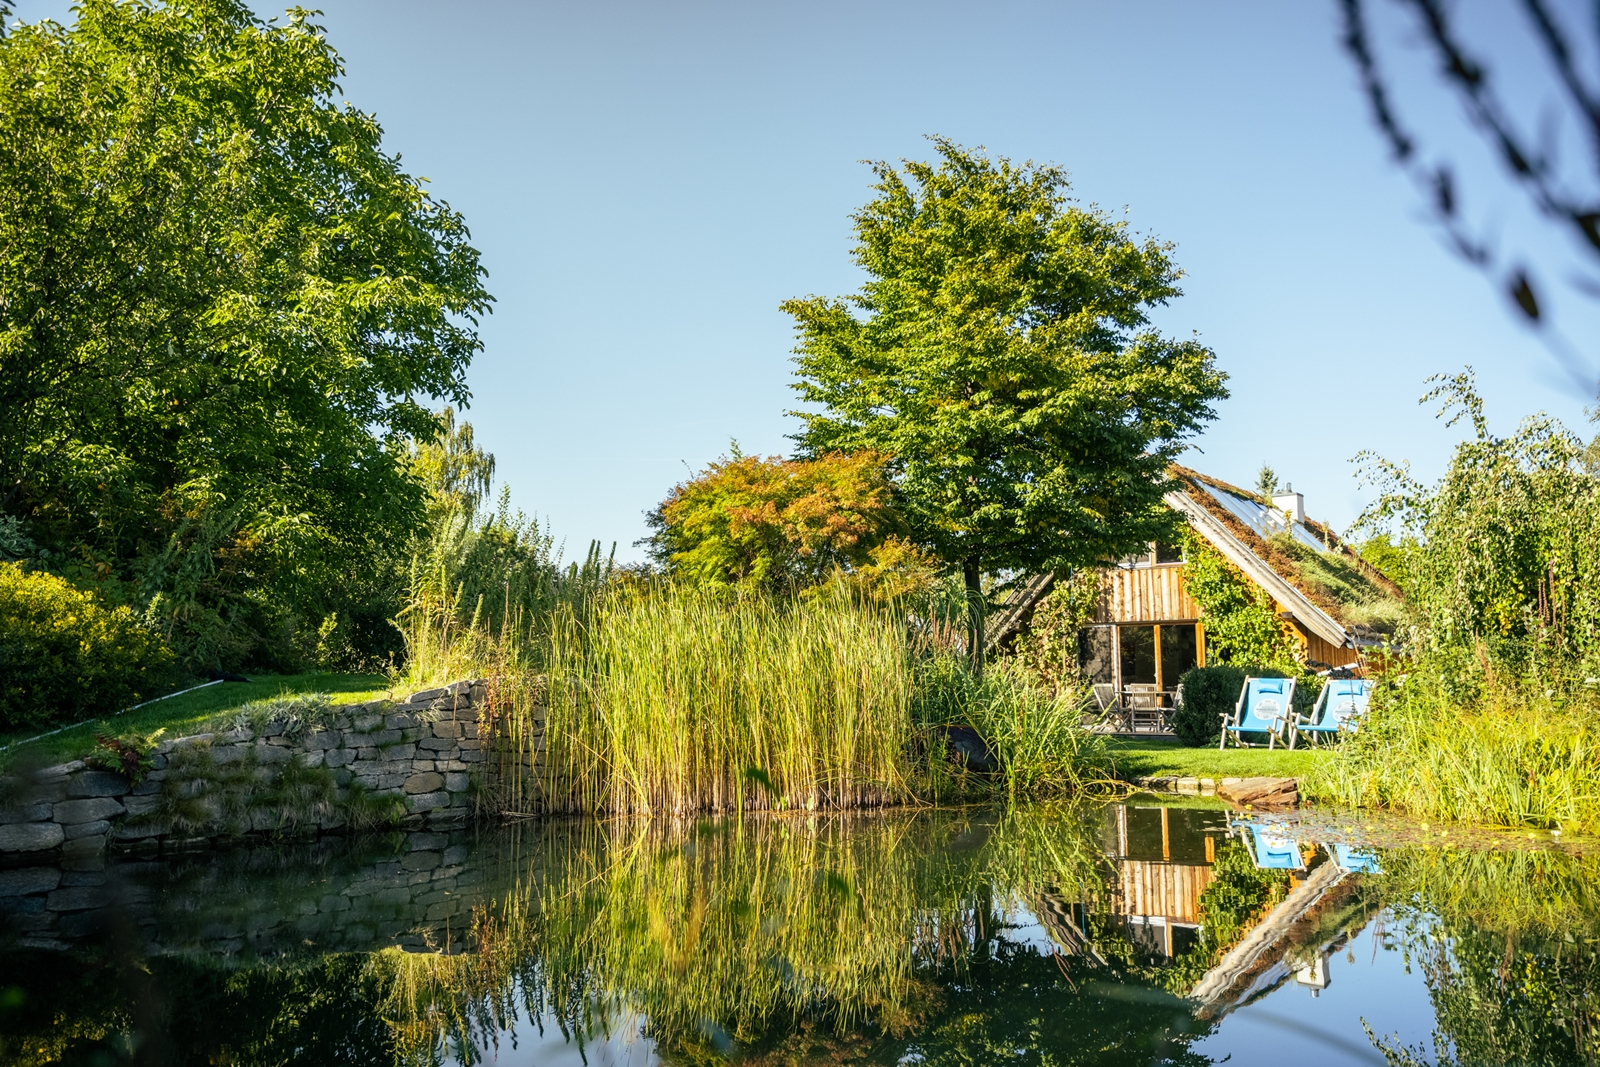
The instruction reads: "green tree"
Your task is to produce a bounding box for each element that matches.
[0,1,491,670]
[784,139,1227,666]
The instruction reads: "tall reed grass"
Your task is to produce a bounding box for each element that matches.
[1303,675,1600,832]
[399,491,1112,813]
[535,584,915,814]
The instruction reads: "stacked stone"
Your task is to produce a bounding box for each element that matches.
[342,680,488,828]
[0,678,497,860]
[0,766,133,859]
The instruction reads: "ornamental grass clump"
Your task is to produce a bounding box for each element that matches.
[1302,676,1600,832]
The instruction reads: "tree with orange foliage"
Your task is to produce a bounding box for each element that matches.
[644,449,934,596]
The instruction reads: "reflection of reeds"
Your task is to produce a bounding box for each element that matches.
[383,807,1114,1063]
[1366,845,1600,1067]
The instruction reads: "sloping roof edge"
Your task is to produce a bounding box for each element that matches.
[1164,490,1353,649]
[1171,466,1406,607]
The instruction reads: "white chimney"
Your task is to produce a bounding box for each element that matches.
[1272,486,1305,525]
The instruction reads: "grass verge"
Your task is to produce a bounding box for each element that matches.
[0,672,391,770]
[1106,738,1325,782]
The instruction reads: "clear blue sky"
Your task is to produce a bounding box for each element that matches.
[23,1,1600,559]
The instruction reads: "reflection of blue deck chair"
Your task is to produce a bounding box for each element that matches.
[1332,843,1381,874]
[1291,679,1372,749]
[1243,824,1305,869]
[1220,677,1295,749]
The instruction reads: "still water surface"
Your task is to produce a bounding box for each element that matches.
[2,800,1596,1065]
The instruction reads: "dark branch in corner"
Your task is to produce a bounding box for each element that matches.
[1338,0,1600,396]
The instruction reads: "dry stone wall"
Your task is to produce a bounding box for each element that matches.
[0,679,512,861]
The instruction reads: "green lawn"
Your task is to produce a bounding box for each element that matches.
[0,672,392,770]
[1106,738,1327,782]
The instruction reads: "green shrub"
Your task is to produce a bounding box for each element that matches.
[1172,665,1246,746]
[0,563,175,729]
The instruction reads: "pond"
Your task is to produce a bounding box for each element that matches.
[2,800,1597,1066]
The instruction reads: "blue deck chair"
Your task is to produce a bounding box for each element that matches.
[1291,679,1372,749]
[1220,676,1296,750]
[1242,823,1305,869]
[1332,843,1381,874]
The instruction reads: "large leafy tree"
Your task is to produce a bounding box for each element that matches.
[784,139,1227,663]
[0,1,491,669]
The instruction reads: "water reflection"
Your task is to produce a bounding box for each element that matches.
[2,803,1598,1065]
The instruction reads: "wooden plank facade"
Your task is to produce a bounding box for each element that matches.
[1093,564,1200,624]
[1087,551,1362,679]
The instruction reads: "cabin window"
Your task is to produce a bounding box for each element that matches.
[1154,540,1183,564]
[1118,625,1157,684]
[1161,623,1198,683]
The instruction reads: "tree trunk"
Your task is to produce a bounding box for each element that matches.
[963,555,985,677]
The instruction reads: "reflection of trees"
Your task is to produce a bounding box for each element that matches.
[1365,847,1600,1067]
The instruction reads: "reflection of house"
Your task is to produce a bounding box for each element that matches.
[1078,467,1405,708]
[1108,805,1229,958]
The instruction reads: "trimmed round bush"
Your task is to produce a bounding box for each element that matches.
[1172,665,1246,747]
[0,563,175,729]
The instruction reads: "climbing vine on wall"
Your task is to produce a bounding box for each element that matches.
[1010,570,1103,695]
[1179,530,1300,671]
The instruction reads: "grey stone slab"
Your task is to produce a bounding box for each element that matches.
[253,742,292,764]
[66,771,129,798]
[298,751,326,768]
[113,821,167,841]
[0,820,67,855]
[211,744,251,764]
[303,730,342,750]
[351,728,402,747]
[54,797,124,825]
[0,866,61,896]
[402,850,442,871]
[437,760,467,772]
[404,772,444,795]
[430,721,462,739]
[410,759,436,772]
[64,820,111,840]
[418,736,454,752]
[445,772,470,793]
[122,794,162,817]
[407,790,450,813]
[442,845,469,866]
[386,713,420,730]
[407,688,447,704]
[38,760,87,778]
[1,803,55,825]
[325,749,357,768]
[458,749,486,763]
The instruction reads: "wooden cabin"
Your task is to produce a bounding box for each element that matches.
[1073,467,1404,717]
